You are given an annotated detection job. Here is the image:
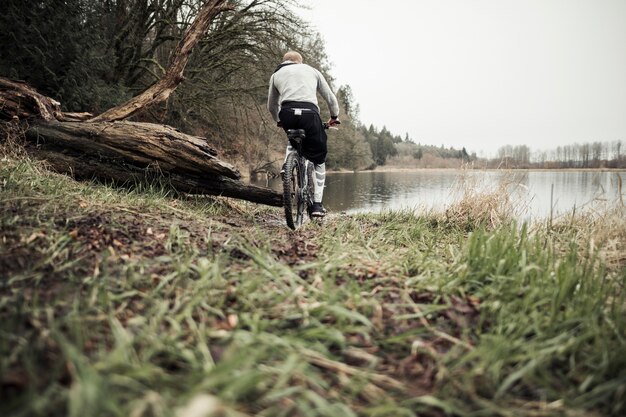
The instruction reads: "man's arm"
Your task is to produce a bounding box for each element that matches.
[267,75,280,122]
[315,69,340,119]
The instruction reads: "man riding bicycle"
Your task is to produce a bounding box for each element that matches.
[267,50,340,217]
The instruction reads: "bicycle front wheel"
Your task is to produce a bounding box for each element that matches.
[282,153,304,230]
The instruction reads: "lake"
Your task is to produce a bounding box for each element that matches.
[252,170,626,221]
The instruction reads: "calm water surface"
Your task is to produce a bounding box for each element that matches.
[252,170,626,221]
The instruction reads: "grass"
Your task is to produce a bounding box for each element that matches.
[1,140,625,416]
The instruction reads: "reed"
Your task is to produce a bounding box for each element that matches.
[437,170,529,231]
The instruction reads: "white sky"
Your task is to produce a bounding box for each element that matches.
[300,0,626,156]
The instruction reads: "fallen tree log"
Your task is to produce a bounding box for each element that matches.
[1,79,283,206]
[24,120,282,206]
[27,120,239,179]
[0,78,61,122]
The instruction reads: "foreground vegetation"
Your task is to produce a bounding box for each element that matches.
[1,149,625,416]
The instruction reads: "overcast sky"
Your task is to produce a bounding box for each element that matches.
[300,0,626,156]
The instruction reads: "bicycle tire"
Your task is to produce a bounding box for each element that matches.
[283,153,302,230]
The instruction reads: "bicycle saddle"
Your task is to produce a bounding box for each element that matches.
[287,129,306,140]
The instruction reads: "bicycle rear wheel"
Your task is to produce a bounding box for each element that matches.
[283,153,304,230]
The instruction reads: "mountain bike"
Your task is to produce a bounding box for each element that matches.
[282,128,315,230]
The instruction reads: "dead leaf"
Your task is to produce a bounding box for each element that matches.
[227,314,238,328]
[25,232,45,244]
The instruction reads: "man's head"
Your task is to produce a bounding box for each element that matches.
[283,50,303,64]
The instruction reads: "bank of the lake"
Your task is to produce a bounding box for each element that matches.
[2,155,625,417]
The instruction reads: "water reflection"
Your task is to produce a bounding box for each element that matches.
[324,171,454,211]
[252,170,626,220]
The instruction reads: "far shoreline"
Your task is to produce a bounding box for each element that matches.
[327,166,626,174]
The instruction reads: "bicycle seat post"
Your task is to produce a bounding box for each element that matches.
[287,129,306,155]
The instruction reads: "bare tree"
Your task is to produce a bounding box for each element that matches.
[90,0,234,122]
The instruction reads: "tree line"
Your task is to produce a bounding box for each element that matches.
[485,141,626,169]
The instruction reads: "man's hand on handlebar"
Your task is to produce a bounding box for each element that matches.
[327,118,341,127]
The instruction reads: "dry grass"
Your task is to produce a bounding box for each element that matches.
[438,170,528,230]
[0,120,28,159]
[438,168,626,271]
[544,204,626,272]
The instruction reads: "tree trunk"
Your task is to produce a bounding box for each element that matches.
[1,77,283,207]
[28,120,239,179]
[24,120,282,206]
[0,78,61,122]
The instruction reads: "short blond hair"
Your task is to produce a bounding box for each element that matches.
[283,50,303,63]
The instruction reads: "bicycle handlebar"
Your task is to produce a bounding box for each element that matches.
[279,120,341,129]
[323,120,341,129]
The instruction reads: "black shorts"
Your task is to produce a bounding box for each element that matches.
[279,101,327,165]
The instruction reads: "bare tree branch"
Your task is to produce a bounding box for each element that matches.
[90,0,234,122]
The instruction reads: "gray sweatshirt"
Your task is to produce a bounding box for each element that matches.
[267,61,340,122]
